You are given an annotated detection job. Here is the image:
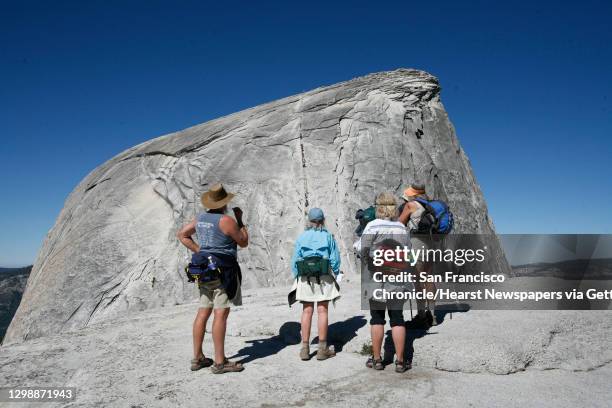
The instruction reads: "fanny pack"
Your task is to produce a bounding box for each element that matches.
[185,253,222,285]
[296,256,330,284]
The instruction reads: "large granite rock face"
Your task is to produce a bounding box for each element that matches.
[5,69,508,343]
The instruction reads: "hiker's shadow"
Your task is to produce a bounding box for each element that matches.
[432,303,471,325]
[383,303,470,365]
[313,315,367,352]
[229,321,301,364]
[230,315,367,364]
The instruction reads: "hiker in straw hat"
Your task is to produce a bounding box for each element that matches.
[177,183,249,374]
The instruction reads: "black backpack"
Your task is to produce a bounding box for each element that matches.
[354,206,376,236]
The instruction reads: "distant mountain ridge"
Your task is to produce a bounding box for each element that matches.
[0,266,31,342]
[0,266,33,274]
[512,258,612,280]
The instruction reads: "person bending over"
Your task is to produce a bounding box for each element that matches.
[399,183,437,326]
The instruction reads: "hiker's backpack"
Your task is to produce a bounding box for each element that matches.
[371,238,411,273]
[411,198,454,235]
[355,206,376,236]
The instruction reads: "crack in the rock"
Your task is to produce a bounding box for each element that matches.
[580,359,612,372]
[86,280,123,325]
[119,150,178,163]
[174,122,249,155]
[524,329,560,370]
[296,95,355,113]
[63,302,84,326]
[298,118,309,209]
[84,177,111,193]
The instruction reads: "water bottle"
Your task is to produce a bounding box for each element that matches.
[207,256,218,271]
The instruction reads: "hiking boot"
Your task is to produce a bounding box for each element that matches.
[316,341,336,361]
[300,343,311,361]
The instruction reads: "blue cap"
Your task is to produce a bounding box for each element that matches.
[308,207,325,222]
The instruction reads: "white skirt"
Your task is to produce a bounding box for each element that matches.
[292,275,340,303]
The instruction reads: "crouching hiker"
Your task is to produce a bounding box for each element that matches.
[399,183,454,327]
[177,183,248,374]
[288,208,341,361]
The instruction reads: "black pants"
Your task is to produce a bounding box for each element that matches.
[369,299,405,327]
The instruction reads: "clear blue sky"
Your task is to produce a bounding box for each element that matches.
[1,0,611,267]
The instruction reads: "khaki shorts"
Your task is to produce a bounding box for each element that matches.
[199,280,230,309]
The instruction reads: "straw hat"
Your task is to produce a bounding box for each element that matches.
[200,183,235,209]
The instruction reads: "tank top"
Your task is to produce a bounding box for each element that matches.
[195,212,237,258]
[407,198,427,232]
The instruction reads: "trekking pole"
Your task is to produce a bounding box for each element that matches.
[409,298,413,320]
[436,233,453,320]
[443,235,458,320]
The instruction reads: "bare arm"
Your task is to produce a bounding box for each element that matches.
[176,219,200,253]
[398,201,418,226]
[219,215,249,248]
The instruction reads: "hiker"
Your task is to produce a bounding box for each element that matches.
[355,192,411,373]
[290,208,341,361]
[177,183,248,374]
[399,183,437,326]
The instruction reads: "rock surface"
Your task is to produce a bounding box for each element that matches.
[5,69,509,343]
[1,281,610,407]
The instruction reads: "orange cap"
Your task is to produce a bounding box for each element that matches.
[402,186,425,201]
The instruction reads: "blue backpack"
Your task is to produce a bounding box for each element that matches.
[413,197,454,235]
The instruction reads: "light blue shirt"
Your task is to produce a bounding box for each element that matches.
[291,228,341,278]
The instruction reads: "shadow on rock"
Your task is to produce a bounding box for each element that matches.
[229,321,301,364]
[313,315,367,352]
[231,315,367,364]
[433,302,471,325]
[383,304,471,365]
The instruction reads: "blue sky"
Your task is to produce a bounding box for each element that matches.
[1,0,611,267]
